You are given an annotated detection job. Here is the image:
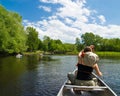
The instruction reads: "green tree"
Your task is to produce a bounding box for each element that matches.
[81,32,95,45]
[53,39,64,54]
[48,39,56,53]
[26,27,39,51]
[38,39,43,50]
[64,43,76,52]
[42,36,51,52]
[81,32,102,50]
[100,38,120,51]
[75,37,83,51]
[0,5,27,54]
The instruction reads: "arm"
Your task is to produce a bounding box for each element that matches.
[77,50,84,66]
[93,64,102,76]
[76,52,82,66]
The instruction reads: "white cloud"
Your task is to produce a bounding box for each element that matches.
[98,15,106,24]
[64,18,74,24]
[38,5,51,12]
[24,0,120,43]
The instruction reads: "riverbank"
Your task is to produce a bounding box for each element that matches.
[0,51,120,58]
[23,51,44,56]
[65,51,120,58]
[23,51,120,58]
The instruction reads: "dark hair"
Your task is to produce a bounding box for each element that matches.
[83,46,92,52]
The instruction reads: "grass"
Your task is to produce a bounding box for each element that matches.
[96,51,120,58]
[22,51,120,58]
[23,51,44,56]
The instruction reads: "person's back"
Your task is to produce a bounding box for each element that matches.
[76,46,102,86]
[67,46,102,86]
[76,64,93,80]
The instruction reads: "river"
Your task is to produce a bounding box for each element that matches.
[0,55,120,96]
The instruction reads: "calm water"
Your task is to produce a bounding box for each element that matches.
[0,55,120,96]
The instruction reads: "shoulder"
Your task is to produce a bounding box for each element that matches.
[78,50,83,57]
[88,52,99,62]
[88,52,98,57]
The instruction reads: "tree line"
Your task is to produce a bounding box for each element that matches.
[75,32,120,52]
[0,5,120,56]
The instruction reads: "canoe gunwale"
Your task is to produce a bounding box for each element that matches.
[92,73,117,96]
[64,84,107,91]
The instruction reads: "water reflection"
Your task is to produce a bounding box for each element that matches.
[0,55,59,96]
[25,55,39,71]
[0,56,25,96]
[0,56,25,84]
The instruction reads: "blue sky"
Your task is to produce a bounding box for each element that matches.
[86,0,120,25]
[0,0,120,43]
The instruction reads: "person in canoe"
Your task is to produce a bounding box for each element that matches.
[68,46,102,86]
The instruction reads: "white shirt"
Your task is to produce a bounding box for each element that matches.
[83,52,99,67]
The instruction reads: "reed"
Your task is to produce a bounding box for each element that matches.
[96,51,120,58]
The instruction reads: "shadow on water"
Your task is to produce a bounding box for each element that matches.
[0,55,60,96]
[0,56,26,96]
[41,55,59,61]
[0,55,42,96]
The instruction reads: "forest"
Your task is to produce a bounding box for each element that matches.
[0,5,120,56]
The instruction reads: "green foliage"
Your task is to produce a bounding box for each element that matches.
[42,36,50,52]
[81,32,102,47]
[0,5,27,54]
[26,27,39,51]
[78,32,120,52]
[42,36,67,54]
[96,51,120,58]
[75,37,83,51]
[64,43,76,53]
[99,38,120,51]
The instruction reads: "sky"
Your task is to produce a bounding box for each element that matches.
[0,0,120,43]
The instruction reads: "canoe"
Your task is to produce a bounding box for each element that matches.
[57,71,117,96]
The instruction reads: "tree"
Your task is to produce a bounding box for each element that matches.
[100,38,120,51]
[53,39,65,54]
[0,5,27,54]
[38,39,43,50]
[81,32,95,46]
[42,36,51,52]
[75,37,83,51]
[81,32,102,50]
[26,27,39,51]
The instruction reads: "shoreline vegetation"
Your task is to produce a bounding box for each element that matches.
[96,51,120,58]
[23,51,120,57]
[0,51,120,59]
